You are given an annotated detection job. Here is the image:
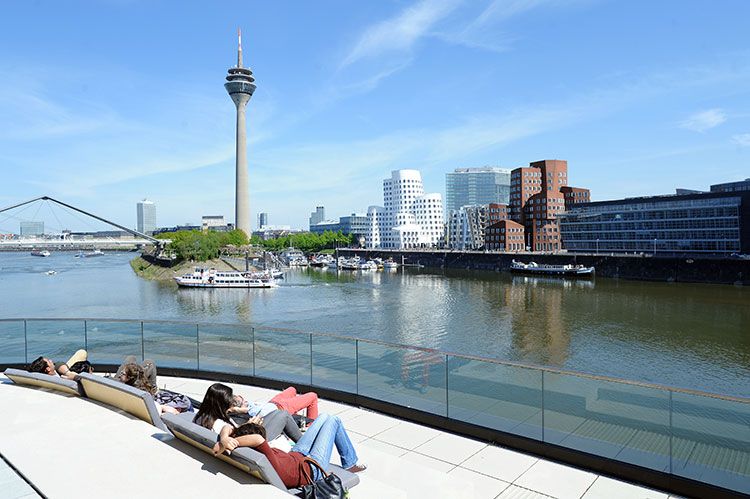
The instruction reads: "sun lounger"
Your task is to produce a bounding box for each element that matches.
[76,372,169,432]
[3,368,83,396]
[161,412,360,495]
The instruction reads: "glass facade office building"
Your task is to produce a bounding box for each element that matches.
[445,167,511,215]
[558,192,750,255]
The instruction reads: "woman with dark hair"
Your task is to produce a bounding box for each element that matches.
[193,383,303,443]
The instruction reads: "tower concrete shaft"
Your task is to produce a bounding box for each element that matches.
[225,29,256,236]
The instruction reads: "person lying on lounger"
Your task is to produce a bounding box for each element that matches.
[213,414,367,489]
[194,383,305,445]
[231,385,319,421]
[28,349,89,380]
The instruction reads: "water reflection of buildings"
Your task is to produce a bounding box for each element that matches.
[502,276,572,366]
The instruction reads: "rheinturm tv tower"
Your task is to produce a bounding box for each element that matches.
[225,28,256,236]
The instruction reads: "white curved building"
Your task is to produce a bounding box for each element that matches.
[366,170,444,249]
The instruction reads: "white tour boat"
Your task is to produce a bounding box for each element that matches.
[510,260,595,278]
[174,268,278,288]
[30,249,51,257]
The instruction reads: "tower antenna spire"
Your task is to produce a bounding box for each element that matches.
[237,27,243,68]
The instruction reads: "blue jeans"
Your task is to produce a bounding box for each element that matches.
[291,414,358,480]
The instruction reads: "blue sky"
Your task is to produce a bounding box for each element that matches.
[1,0,749,232]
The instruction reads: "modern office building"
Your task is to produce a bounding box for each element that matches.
[509,160,590,252]
[446,205,487,250]
[309,206,325,229]
[309,220,340,234]
[19,221,44,236]
[711,178,750,193]
[258,212,268,229]
[225,29,256,236]
[202,215,225,231]
[366,170,444,249]
[558,190,750,255]
[136,199,156,235]
[445,167,511,214]
[487,203,510,224]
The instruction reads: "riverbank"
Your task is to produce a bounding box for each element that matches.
[129,256,240,281]
[340,249,750,285]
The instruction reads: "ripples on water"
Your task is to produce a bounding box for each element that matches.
[0,252,748,397]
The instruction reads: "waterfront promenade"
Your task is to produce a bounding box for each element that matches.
[0,372,682,499]
[340,249,750,285]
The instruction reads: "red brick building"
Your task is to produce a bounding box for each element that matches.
[487,203,510,224]
[485,219,525,251]
[509,160,590,252]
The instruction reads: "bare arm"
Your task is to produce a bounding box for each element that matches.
[235,434,265,448]
[213,424,239,455]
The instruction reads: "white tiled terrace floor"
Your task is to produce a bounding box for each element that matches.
[0,374,685,499]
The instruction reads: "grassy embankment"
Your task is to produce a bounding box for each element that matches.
[129,256,240,282]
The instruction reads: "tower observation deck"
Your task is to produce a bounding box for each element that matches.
[225,29,256,236]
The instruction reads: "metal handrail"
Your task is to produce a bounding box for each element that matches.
[2,317,748,404]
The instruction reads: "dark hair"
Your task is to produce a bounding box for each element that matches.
[119,363,156,395]
[69,360,93,374]
[231,422,266,439]
[193,383,235,430]
[28,356,48,374]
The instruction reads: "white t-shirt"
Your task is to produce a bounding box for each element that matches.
[212,418,236,434]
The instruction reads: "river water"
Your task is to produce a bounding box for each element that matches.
[1,251,748,397]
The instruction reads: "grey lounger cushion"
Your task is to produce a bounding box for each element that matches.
[3,368,82,396]
[77,372,169,432]
[161,413,360,494]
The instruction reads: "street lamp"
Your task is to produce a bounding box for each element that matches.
[596,238,599,256]
[653,238,657,256]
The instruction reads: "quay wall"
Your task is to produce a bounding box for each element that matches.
[338,249,750,286]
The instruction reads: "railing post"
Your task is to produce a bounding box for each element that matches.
[23,319,28,364]
[309,333,313,387]
[84,320,88,352]
[445,354,449,419]
[196,324,200,372]
[140,321,145,362]
[541,370,545,442]
[669,390,673,474]
[252,327,256,377]
[355,340,359,395]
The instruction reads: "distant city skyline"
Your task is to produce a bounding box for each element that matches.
[1,1,749,230]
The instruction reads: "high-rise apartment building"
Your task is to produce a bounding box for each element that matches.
[509,160,589,252]
[366,170,444,249]
[136,199,156,235]
[309,206,325,229]
[445,167,511,214]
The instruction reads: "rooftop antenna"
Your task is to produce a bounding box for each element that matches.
[237,27,243,68]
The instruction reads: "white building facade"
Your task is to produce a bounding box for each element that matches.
[136,199,156,235]
[366,170,444,249]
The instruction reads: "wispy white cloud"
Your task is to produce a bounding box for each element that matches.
[340,0,461,68]
[732,133,750,147]
[679,108,727,132]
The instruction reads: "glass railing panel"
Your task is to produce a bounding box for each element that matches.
[254,329,311,384]
[358,342,447,416]
[543,372,670,471]
[448,357,542,440]
[0,320,26,364]
[198,323,253,376]
[311,335,356,393]
[84,320,143,366]
[142,321,197,369]
[671,392,750,494]
[25,319,85,365]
